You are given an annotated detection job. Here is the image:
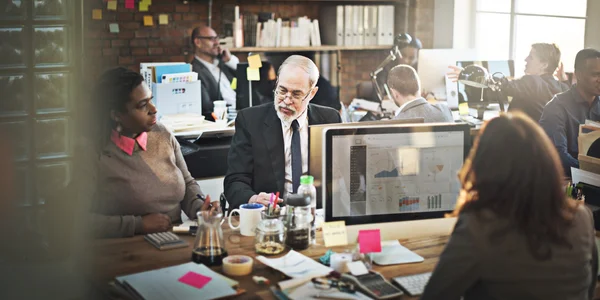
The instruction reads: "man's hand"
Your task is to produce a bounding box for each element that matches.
[447,65,464,83]
[249,192,284,207]
[555,61,568,82]
[217,46,232,63]
[141,213,171,234]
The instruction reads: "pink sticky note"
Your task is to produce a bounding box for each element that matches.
[358,229,381,253]
[125,0,134,9]
[178,271,212,289]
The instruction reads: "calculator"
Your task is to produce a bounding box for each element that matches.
[341,270,404,299]
[144,232,189,250]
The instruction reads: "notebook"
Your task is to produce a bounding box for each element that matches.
[116,262,237,300]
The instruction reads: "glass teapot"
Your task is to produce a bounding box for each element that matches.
[192,208,228,266]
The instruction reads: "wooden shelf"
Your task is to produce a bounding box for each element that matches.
[229,45,392,53]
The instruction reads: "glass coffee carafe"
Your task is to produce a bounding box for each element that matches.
[192,208,228,266]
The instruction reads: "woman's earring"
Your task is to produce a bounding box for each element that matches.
[116,123,122,133]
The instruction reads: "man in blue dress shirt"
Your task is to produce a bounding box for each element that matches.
[540,48,600,176]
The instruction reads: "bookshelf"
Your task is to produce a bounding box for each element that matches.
[230,45,392,53]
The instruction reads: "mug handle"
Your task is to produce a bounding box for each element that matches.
[228,208,241,230]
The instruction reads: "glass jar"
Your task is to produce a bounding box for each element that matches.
[254,211,286,255]
[284,194,313,250]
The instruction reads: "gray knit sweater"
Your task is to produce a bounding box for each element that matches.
[91,123,203,238]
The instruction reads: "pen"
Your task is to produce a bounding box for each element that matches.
[211,112,219,120]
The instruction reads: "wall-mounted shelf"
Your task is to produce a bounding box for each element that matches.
[230,45,392,53]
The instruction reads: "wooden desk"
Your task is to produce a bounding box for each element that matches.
[88,225,447,299]
[88,223,600,300]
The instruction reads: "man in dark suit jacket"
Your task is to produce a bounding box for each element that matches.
[190,26,238,120]
[224,55,341,210]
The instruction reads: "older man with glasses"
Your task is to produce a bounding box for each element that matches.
[190,26,238,120]
[224,55,342,210]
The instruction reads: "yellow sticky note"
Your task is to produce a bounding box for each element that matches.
[107,0,117,11]
[142,0,152,4]
[143,15,153,26]
[230,77,237,90]
[322,221,348,247]
[92,9,102,20]
[159,14,169,25]
[248,54,262,69]
[247,68,260,81]
[458,102,469,116]
[139,3,149,12]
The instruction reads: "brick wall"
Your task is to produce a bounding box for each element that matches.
[84,0,434,105]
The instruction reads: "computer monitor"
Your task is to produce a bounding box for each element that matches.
[320,123,470,240]
[417,49,478,109]
[456,60,515,108]
[309,118,425,209]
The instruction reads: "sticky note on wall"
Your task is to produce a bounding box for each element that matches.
[125,0,134,9]
[248,54,262,69]
[107,1,117,11]
[247,68,260,81]
[109,23,120,33]
[92,9,102,20]
[143,15,153,26]
[139,2,149,12]
[159,14,169,25]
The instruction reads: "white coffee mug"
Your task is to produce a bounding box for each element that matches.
[228,203,263,236]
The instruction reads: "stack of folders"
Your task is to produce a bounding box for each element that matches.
[115,262,239,300]
[319,5,395,46]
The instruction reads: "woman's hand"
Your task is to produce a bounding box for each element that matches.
[141,213,171,233]
[447,65,464,83]
[249,192,284,207]
[200,194,221,213]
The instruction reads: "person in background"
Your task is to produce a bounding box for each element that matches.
[540,48,600,176]
[190,26,238,120]
[448,43,569,122]
[89,67,218,238]
[388,65,453,122]
[421,112,598,300]
[398,36,422,69]
[224,55,341,210]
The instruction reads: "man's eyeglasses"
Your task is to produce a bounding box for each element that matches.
[312,277,356,293]
[196,36,219,42]
[273,87,312,102]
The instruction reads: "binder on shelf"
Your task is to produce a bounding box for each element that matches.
[344,5,354,46]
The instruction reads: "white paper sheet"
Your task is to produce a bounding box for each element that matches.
[257,250,332,278]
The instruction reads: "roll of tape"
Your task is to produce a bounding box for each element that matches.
[330,253,352,273]
[222,255,254,276]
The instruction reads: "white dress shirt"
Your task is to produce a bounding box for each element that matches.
[395,97,421,117]
[279,109,309,195]
[195,55,239,106]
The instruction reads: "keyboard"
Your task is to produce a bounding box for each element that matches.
[392,272,431,296]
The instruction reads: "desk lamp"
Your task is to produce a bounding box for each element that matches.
[365,33,412,121]
[458,65,506,117]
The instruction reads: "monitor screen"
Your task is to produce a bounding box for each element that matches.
[324,124,470,225]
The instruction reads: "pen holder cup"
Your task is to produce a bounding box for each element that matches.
[254,211,286,255]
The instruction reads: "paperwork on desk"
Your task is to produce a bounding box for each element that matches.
[571,168,600,187]
[369,240,424,265]
[286,281,371,300]
[257,250,332,279]
[115,262,237,300]
[160,113,234,139]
